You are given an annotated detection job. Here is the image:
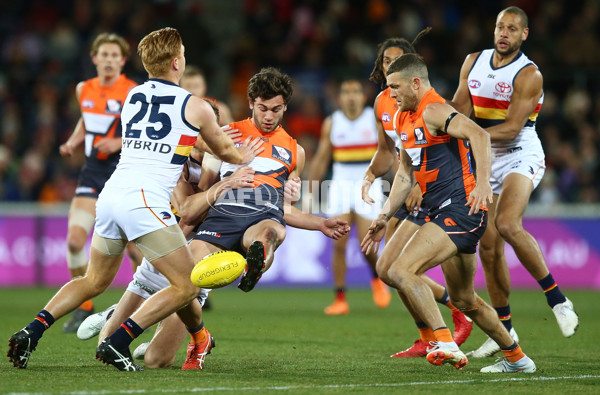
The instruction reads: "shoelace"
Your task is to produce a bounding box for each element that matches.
[426,341,440,353]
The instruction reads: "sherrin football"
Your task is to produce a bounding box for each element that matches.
[191,250,246,289]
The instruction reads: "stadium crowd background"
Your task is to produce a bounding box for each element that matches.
[0,0,597,205]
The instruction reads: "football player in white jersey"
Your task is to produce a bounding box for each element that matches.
[309,78,391,315]
[8,27,262,372]
[58,32,142,334]
[450,6,578,359]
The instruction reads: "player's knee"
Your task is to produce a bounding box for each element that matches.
[386,264,408,289]
[260,225,285,245]
[81,272,112,294]
[66,233,85,253]
[376,256,393,284]
[494,215,523,242]
[455,295,484,317]
[144,349,175,369]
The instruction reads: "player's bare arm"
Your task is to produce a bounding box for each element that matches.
[308,116,332,185]
[361,150,414,254]
[362,101,397,204]
[59,82,86,157]
[177,166,255,228]
[94,137,123,155]
[284,206,350,240]
[197,153,222,192]
[423,102,493,214]
[283,144,305,208]
[485,65,543,141]
[447,52,478,115]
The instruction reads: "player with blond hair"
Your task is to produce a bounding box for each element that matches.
[58,32,142,333]
[8,27,261,371]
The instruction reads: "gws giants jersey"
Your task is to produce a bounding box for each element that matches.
[395,88,478,211]
[79,74,136,166]
[375,88,401,150]
[467,49,543,151]
[219,118,297,213]
[109,78,199,198]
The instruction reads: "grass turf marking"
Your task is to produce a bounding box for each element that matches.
[5,374,600,394]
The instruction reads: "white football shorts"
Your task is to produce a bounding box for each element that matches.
[490,145,546,195]
[95,185,178,241]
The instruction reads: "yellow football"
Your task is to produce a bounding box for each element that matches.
[190,250,246,289]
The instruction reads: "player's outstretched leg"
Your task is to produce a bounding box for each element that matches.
[96,337,143,371]
[238,241,266,292]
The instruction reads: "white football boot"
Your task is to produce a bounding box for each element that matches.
[481,355,536,373]
[77,304,116,340]
[466,328,519,358]
[133,342,150,360]
[552,298,579,337]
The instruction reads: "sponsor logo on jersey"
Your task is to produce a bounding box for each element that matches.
[272,145,292,166]
[82,100,94,109]
[122,138,173,154]
[487,74,496,79]
[413,127,427,145]
[382,112,391,123]
[495,82,512,93]
[160,211,172,220]
[105,99,122,114]
[400,132,408,143]
[197,230,222,238]
[468,79,481,89]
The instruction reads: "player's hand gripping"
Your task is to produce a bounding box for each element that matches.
[237,136,264,164]
[361,217,388,254]
[320,218,351,240]
[94,138,122,155]
[59,142,75,157]
[404,184,423,213]
[361,172,376,204]
[284,177,301,205]
[465,181,493,215]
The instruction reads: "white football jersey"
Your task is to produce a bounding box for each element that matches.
[109,78,199,196]
[329,107,378,181]
[467,49,544,151]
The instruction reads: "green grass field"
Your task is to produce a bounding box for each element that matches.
[1,287,599,394]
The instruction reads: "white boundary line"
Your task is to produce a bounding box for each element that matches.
[5,375,600,394]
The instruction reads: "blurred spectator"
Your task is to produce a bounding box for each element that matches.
[0,0,597,203]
